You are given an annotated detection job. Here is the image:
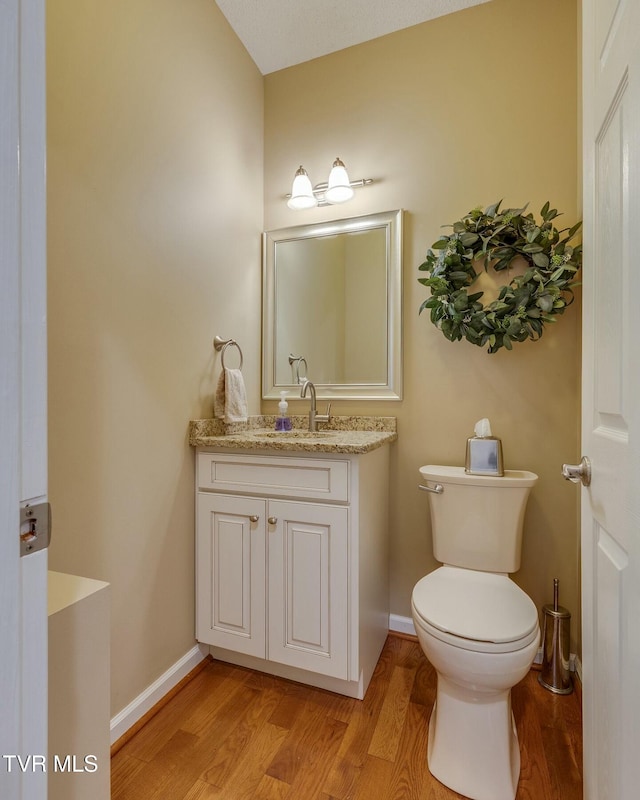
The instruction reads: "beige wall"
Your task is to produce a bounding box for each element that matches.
[47,0,264,714]
[264,0,581,650]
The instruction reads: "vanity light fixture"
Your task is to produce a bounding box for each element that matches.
[287,166,317,210]
[286,158,372,210]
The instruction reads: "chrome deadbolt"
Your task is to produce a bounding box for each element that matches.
[561,456,591,487]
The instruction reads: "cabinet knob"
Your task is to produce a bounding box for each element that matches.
[249,515,259,523]
[268,516,277,525]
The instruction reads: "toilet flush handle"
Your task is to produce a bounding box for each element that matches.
[418,483,444,494]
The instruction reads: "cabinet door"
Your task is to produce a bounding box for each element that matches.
[267,500,349,679]
[196,494,266,657]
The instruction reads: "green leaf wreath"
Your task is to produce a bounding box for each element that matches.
[418,201,582,353]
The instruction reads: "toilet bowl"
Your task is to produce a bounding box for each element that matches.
[412,566,539,800]
[413,466,539,800]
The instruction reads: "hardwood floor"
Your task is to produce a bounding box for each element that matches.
[111,635,582,800]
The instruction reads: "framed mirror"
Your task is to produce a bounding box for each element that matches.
[262,209,403,400]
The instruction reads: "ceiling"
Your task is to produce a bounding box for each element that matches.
[215,0,491,75]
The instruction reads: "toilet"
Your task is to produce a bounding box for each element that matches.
[411,465,539,800]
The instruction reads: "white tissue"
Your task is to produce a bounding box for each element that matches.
[474,418,492,438]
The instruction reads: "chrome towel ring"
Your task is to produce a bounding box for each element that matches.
[213,335,244,370]
[288,353,308,384]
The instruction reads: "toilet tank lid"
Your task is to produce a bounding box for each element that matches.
[419,465,538,488]
[412,566,539,644]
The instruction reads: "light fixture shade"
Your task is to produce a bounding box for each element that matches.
[325,157,355,204]
[287,166,317,210]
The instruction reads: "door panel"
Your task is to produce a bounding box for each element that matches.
[0,0,23,794]
[196,494,266,658]
[268,500,348,679]
[289,527,326,648]
[0,1,47,799]
[582,1,640,797]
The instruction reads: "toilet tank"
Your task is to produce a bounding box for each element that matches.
[419,465,538,573]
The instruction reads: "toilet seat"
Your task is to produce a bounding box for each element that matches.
[412,566,539,654]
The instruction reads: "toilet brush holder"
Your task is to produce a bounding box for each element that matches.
[538,578,573,695]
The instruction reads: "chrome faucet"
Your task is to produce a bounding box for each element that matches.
[300,380,331,431]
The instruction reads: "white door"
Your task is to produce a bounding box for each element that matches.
[581,1,640,798]
[268,500,349,679]
[196,494,266,658]
[0,0,48,798]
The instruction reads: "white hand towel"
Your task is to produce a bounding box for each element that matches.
[214,367,248,423]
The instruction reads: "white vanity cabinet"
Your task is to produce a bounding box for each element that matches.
[195,446,390,699]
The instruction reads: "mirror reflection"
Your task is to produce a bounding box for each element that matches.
[262,210,403,400]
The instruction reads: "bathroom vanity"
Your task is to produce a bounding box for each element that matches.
[190,417,396,698]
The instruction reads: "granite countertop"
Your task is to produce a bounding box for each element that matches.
[189,415,397,455]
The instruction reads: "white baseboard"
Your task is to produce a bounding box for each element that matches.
[389,614,581,674]
[110,643,208,744]
[389,613,416,636]
[574,655,582,683]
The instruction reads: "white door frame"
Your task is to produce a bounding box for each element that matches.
[0,0,26,793]
[1,0,48,798]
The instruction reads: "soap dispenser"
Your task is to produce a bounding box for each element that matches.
[275,391,292,432]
